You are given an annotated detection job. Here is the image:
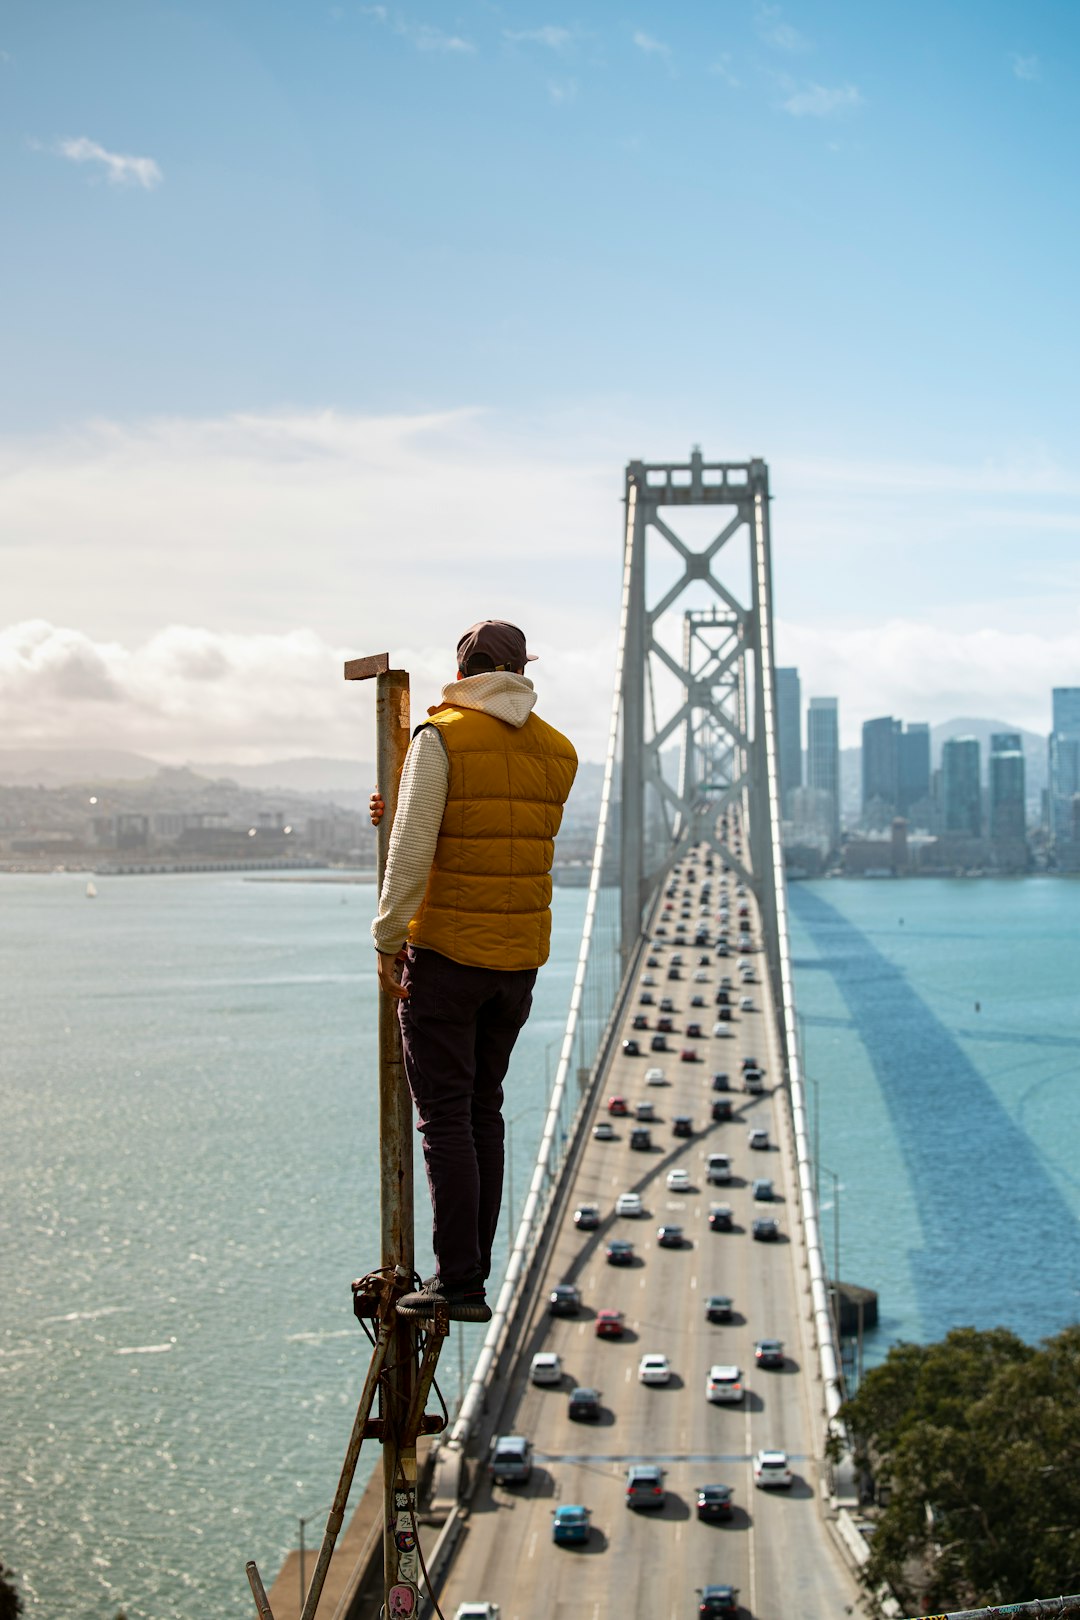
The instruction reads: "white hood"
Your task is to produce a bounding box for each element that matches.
[436,671,538,730]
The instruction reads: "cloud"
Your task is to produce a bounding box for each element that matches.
[777,618,1072,743]
[709,54,739,88]
[504,26,573,50]
[1011,52,1040,82]
[755,4,810,52]
[547,78,578,103]
[781,81,862,117]
[53,136,162,189]
[403,23,474,53]
[632,30,673,68]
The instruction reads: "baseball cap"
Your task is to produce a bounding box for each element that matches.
[456,620,537,675]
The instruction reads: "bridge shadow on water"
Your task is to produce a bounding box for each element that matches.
[789,885,1080,1340]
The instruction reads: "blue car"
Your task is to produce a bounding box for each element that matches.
[551,1504,591,1545]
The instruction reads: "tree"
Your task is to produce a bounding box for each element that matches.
[0,1561,23,1620]
[840,1325,1080,1611]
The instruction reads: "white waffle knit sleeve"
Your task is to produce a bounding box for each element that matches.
[370,726,450,954]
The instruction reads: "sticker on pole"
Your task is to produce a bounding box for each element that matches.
[393,1512,419,1583]
[388,1581,418,1617]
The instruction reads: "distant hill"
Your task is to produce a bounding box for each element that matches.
[186,756,373,793]
[0,747,163,786]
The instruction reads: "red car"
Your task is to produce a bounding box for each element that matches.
[595,1308,626,1339]
[607,1095,629,1116]
[680,1048,699,1063]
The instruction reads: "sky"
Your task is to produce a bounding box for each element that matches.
[4,0,1080,765]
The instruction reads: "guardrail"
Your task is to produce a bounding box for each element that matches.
[899,1599,1080,1619]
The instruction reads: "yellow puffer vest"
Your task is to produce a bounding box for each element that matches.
[407,704,578,970]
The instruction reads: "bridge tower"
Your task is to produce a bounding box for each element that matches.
[619,449,789,1059]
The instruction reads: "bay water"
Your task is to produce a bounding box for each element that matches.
[2,872,1078,1616]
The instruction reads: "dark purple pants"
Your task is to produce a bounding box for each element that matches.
[398,946,536,1288]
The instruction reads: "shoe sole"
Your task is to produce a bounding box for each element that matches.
[396,1299,492,1324]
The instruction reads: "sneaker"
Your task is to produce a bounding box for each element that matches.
[396,1275,492,1323]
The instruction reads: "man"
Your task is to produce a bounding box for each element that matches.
[370,620,577,1322]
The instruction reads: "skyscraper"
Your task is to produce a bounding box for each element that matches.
[942,736,982,836]
[897,723,931,818]
[1049,687,1080,841]
[862,716,901,824]
[989,733,1026,841]
[807,697,841,849]
[775,667,802,814]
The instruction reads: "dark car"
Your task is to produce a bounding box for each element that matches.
[630,1126,652,1151]
[606,1239,634,1266]
[650,1034,669,1053]
[660,997,676,1013]
[711,1098,733,1123]
[639,991,655,1006]
[690,994,706,1008]
[657,1224,684,1248]
[752,1216,780,1241]
[622,1039,641,1057]
[698,1584,739,1618]
[672,1114,693,1138]
[715,990,730,1005]
[549,1283,582,1317]
[711,1072,730,1092]
[625,1463,665,1510]
[696,1484,734,1523]
[657,1016,675,1033]
[631,1012,650,1031]
[646,955,659,968]
[685,1022,703,1039]
[741,1055,761,1071]
[568,1386,601,1422]
[573,1203,600,1230]
[755,1338,784,1368]
[595,1307,625,1337]
[707,1205,734,1233]
[704,1292,733,1322]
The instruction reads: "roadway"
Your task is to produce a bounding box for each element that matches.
[436,846,860,1620]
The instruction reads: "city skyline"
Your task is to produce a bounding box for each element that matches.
[5,1,1080,764]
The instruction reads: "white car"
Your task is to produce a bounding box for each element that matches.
[530,1352,563,1386]
[693,969,709,982]
[706,1364,744,1404]
[740,995,754,1011]
[616,1192,644,1217]
[644,1066,667,1086]
[638,1353,672,1385]
[748,1128,769,1151]
[455,1606,500,1620]
[666,1168,690,1191]
[593,1120,615,1141]
[706,1152,732,1184]
[753,1448,792,1489]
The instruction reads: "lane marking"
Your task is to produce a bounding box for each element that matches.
[526,1529,537,1562]
[745,1404,757,1618]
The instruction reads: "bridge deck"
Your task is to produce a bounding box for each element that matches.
[436,851,860,1619]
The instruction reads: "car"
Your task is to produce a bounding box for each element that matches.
[605,1238,635,1265]
[740,969,755,984]
[657,1015,675,1033]
[711,1071,730,1091]
[666,967,682,981]
[655,925,667,936]
[670,952,684,966]
[704,1292,733,1321]
[739,995,754,1012]
[572,1204,600,1233]
[693,970,709,983]
[711,1097,733,1123]
[748,1127,769,1150]
[489,1435,533,1485]
[660,996,676,1013]
[615,1192,643,1217]
[629,1125,652,1151]
[741,1055,759,1070]
[593,1120,615,1140]
[644,1066,667,1086]
[622,1038,641,1057]
[680,1048,699,1063]
[717,944,730,957]
[639,990,655,1006]
[720,975,733,988]
[650,1034,669,1053]
[713,1015,732,1033]
[672,1115,694,1138]
[657,1224,684,1248]
[638,1353,672,1385]
[743,1070,764,1095]
[646,955,659,968]
[635,1100,656,1121]
[690,994,706,1008]
[631,1012,650,1030]
[698,953,712,966]
[549,1283,582,1317]
[706,1152,732,1184]
[697,1584,739,1617]
[755,1338,784,1368]
[551,1503,591,1545]
[705,1364,743,1404]
[454,1605,500,1620]
[752,1216,780,1241]
[685,1021,703,1038]
[696,1483,734,1523]
[625,1463,666,1509]
[752,1177,775,1201]
[707,1205,733,1233]
[595,1307,626,1336]
[530,1352,563,1386]
[753,1448,792,1488]
[567,1386,601,1422]
[715,988,730,1005]
[607,1094,629,1115]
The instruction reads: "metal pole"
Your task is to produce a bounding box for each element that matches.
[372,667,421,1618]
[298,1518,306,1612]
